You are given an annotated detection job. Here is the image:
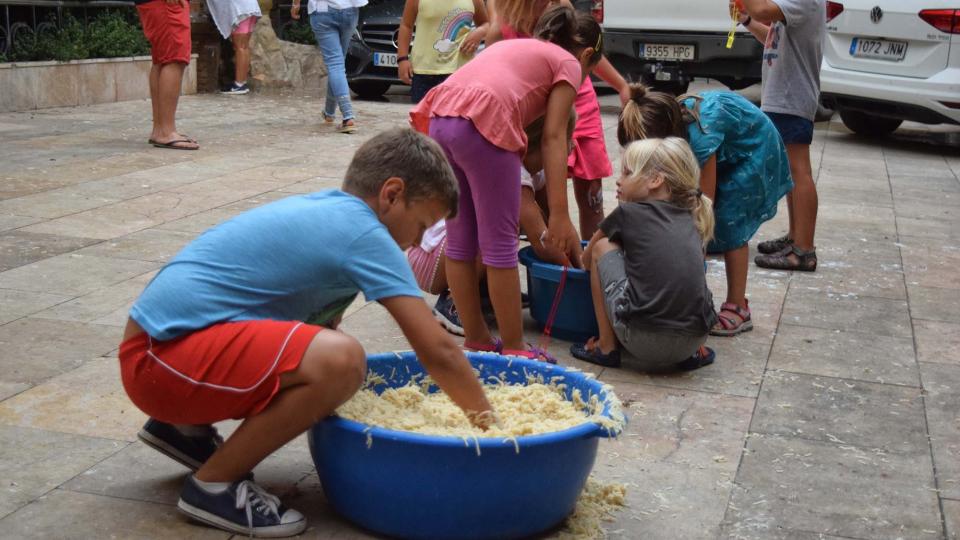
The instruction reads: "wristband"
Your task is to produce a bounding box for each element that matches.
[740,16,751,26]
[397,55,410,63]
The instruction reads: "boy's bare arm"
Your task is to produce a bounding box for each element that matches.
[740,0,785,24]
[730,0,771,43]
[380,296,495,427]
[582,228,606,270]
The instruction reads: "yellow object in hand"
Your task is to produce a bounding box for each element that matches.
[726,6,739,49]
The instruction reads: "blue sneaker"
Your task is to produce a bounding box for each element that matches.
[221,82,250,95]
[178,475,306,537]
[138,419,222,471]
[433,290,464,336]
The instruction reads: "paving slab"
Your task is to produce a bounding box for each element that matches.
[0,356,145,441]
[945,499,960,540]
[0,252,158,296]
[751,371,926,454]
[767,324,919,386]
[0,288,73,326]
[0,424,124,519]
[0,317,120,384]
[31,271,154,326]
[918,362,960,500]
[601,336,770,399]
[780,288,912,339]
[914,319,960,366]
[0,230,100,272]
[723,434,941,540]
[908,285,960,323]
[73,228,194,263]
[0,488,230,539]
[0,213,42,232]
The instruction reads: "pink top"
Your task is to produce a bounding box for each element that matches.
[409,39,582,153]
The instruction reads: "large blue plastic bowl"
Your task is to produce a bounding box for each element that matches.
[519,244,599,343]
[308,351,624,540]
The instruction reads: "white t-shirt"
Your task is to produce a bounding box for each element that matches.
[521,169,546,192]
[308,0,367,15]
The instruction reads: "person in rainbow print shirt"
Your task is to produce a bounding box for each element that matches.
[397,0,490,103]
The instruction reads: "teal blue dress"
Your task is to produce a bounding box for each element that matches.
[683,91,793,252]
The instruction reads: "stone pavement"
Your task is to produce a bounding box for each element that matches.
[0,87,958,540]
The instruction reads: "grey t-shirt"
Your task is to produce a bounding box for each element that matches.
[600,201,716,336]
[760,0,825,121]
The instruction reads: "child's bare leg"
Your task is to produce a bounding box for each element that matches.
[590,238,619,354]
[724,245,749,308]
[486,266,524,351]
[447,257,491,344]
[786,143,817,253]
[573,178,604,240]
[195,331,365,482]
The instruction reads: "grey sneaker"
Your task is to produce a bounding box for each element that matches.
[178,475,306,537]
[433,290,464,336]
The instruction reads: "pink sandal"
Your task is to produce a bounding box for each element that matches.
[464,338,503,354]
[710,300,753,337]
[503,345,558,364]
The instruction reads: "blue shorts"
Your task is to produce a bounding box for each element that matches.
[765,112,814,145]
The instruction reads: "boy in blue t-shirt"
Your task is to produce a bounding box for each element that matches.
[119,128,493,537]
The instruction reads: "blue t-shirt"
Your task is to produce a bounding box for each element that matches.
[130,190,422,340]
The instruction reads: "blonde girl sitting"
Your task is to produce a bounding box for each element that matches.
[572,138,718,371]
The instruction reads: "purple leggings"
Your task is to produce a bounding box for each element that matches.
[429,116,521,268]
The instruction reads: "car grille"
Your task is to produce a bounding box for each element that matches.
[360,24,397,52]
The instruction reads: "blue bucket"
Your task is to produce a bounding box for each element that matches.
[308,351,624,540]
[519,244,598,343]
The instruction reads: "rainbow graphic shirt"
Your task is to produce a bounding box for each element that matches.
[410,0,477,75]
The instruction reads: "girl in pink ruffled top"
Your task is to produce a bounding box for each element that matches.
[410,4,603,362]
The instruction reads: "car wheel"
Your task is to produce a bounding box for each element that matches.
[349,80,392,100]
[839,109,903,137]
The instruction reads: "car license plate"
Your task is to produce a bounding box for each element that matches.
[373,52,398,68]
[849,37,907,62]
[639,43,695,61]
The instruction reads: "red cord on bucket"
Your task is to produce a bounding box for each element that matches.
[537,262,569,352]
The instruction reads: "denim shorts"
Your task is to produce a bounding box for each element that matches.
[765,111,814,145]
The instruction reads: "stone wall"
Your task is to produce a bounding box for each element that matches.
[249,15,327,91]
[0,55,198,113]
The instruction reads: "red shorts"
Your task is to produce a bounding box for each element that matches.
[119,320,323,425]
[137,0,192,65]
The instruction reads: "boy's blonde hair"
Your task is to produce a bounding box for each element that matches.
[622,138,715,246]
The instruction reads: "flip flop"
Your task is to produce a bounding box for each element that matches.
[151,139,199,151]
[675,345,716,371]
[570,337,621,368]
[148,135,197,145]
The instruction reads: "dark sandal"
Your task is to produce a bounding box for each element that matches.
[675,345,716,371]
[754,245,817,272]
[569,338,621,368]
[757,234,793,255]
[711,300,753,337]
[151,139,199,151]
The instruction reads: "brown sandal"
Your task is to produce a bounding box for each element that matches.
[711,300,753,337]
[754,245,818,272]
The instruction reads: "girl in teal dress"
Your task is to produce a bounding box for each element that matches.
[618,85,792,336]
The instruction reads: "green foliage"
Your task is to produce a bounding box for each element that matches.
[8,11,151,62]
[282,20,316,45]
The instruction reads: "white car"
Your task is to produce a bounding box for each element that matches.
[820,0,960,135]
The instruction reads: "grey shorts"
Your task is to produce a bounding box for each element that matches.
[597,250,707,371]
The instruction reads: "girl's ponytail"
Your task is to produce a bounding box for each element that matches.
[691,190,715,248]
[617,83,689,146]
[533,5,603,65]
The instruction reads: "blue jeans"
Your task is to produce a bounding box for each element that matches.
[310,7,359,121]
